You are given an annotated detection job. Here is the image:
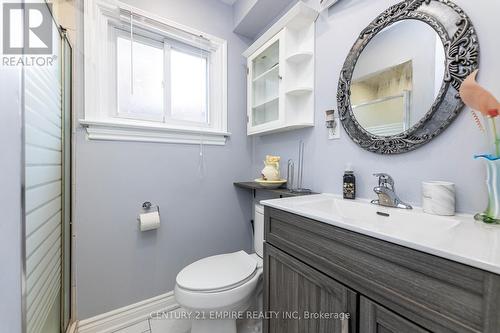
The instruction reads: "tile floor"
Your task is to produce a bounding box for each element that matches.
[111,308,190,333]
[113,308,261,333]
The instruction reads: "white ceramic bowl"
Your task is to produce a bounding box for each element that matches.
[254,178,287,189]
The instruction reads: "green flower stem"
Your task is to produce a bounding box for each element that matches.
[491,117,500,158]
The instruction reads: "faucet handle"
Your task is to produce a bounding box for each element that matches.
[373,173,395,189]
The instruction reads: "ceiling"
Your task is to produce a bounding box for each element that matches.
[234,0,296,38]
[217,0,298,39]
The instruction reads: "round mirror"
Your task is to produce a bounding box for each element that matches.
[351,20,445,137]
[337,0,479,154]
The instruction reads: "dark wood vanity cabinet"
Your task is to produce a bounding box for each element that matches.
[265,243,357,333]
[360,297,429,333]
[263,207,500,333]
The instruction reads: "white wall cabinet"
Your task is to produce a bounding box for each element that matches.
[244,2,317,136]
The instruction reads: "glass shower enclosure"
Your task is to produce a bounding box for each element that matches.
[22,4,72,332]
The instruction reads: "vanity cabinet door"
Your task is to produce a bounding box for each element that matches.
[264,243,357,333]
[360,297,429,333]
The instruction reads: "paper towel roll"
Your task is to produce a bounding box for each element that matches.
[139,211,160,231]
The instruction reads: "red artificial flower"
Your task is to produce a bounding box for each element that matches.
[487,109,499,117]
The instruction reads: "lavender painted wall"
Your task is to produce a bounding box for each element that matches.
[251,0,499,214]
[74,0,253,319]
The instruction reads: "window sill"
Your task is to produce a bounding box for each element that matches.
[79,119,230,145]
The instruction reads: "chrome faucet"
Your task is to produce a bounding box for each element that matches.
[371,173,412,209]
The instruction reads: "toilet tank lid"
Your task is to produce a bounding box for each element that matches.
[176,251,257,292]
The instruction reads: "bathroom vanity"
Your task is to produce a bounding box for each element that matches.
[261,195,500,333]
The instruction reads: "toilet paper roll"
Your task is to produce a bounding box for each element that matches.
[139,211,161,231]
[422,181,455,216]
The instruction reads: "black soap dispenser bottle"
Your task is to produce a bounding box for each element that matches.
[343,163,356,200]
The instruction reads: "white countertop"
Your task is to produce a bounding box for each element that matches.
[261,194,500,275]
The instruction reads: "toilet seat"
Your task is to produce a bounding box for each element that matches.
[176,251,257,293]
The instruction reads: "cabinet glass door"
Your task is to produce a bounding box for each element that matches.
[251,39,280,127]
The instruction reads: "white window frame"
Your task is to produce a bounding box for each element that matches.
[81,0,229,145]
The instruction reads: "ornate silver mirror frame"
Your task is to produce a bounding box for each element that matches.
[337,0,479,154]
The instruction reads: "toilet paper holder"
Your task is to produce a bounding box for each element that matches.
[137,201,161,231]
[137,201,160,220]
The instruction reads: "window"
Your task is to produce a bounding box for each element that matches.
[170,49,208,124]
[117,34,165,121]
[116,30,210,125]
[82,1,228,145]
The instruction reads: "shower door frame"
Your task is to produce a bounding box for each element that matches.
[60,30,73,333]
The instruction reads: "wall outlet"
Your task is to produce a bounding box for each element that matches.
[328,119,341,140]
[328,128,340,140]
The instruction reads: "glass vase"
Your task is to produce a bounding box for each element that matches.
[474,113,500,224]
[474,155,500,224]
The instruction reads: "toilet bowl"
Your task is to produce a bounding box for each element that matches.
[174,203,265,333]
[175,252,263,333]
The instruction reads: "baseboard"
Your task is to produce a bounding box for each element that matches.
[66,321,78,333]
[77,291,179,333]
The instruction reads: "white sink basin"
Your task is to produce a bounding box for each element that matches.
[260,194,500,275]
[295,196,460,241]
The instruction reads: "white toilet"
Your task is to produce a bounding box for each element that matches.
[174,204,265,333]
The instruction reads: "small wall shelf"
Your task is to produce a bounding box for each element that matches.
[243,2,318,136]
[234,181,317,198]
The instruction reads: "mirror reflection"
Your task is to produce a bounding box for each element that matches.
[351,20,445,136]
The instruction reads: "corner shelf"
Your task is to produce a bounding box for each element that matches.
[286,51,313,64]
[286,87,313,96]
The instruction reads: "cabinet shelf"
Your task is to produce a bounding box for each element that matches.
[286,87,313,96]
[248,123,313,136]
[286,51,313,64]
[253,96,279,109]
[253,64,279,82]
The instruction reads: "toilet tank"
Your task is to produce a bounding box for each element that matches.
[254,203,265,257]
